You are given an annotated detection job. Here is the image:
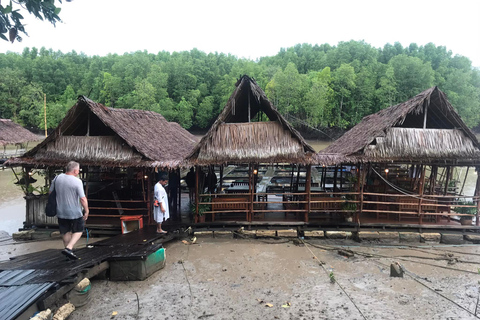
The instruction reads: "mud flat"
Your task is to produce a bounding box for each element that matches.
[48,237,480,320]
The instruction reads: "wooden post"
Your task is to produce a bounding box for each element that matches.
[305,165,311,222]
[195,166,199,223]
[147,170,152,225]
[355,166,361,223]
[443,166,451,196]
[429,165,438,194]
[475,167,480,227]
[85,167,89,197]
[248,91,251,122]
[358,165,367,225]
[24,167,30,194]
[322,166,326,189]
[333,165,338,192]
[418,166,426,224]
[86,110,90,136]
[249,163,254,222]
[340,165,344,191]
[177,168,181,217]
[423,100,428,129]
[219,165,224,193]
[295,165,301,192]
[289,164,295,193]
[460,166,470,196]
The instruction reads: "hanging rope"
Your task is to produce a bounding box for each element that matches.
[371,167,474,204]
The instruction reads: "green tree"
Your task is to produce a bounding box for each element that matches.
[389,54,434,101]
[332,63,356,128]
[100,72,123,107]
[18,83,43,127]
[266,63,307,116]
[195,96,215,128]
[0,67,26,119]
[304,68,334,127]
[174,97,193,129]
[375,64,397,111]
[131,79,156,110]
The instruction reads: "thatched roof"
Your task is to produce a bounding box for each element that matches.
[187,75,314,165]
[168,122,199,144]
[319,86,480,164]
[6,96,197,168]
[0,119,40,146]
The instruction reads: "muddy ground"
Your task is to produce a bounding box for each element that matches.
[3,234,480,320]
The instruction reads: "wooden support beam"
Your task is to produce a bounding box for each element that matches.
[475,167,480,227]
[147,170,152,224]
[195,166,199,223]
[305,165,311,222]
[251,163,255,222]
[443,166,451,196]
[358,164,367,225]
[418,166,426,224]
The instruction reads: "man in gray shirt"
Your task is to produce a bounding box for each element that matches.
[50,161,89,260]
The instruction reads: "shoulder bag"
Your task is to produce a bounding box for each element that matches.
[45,177,58,217]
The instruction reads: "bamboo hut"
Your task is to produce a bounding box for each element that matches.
[316,86,480,228]
[187,75,349,224]
[0,119,40,160]
[6,96,197,231]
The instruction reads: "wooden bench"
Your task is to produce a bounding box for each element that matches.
[310,196,342,211]
[398,197,419,212]
[211,196,249,221]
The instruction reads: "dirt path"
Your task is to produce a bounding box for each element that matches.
[60,237,480,320]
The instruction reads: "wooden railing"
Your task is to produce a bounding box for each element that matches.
[195,191,479,225]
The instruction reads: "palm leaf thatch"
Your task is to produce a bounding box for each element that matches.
[188,75,314,165]
[365,128,479,160]
[319,86,480,164]
[6,96,196,168]
[0,119,40,146]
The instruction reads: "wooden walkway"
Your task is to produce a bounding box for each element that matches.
[0,226,175,320]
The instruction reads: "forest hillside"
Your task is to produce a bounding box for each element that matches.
[0,41,478,137]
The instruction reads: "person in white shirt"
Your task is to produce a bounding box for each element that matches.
[154,172,169,233]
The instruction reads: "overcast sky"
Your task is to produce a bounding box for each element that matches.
[1,0,479,67]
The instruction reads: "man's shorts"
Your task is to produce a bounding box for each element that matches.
[58,217,85,234]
